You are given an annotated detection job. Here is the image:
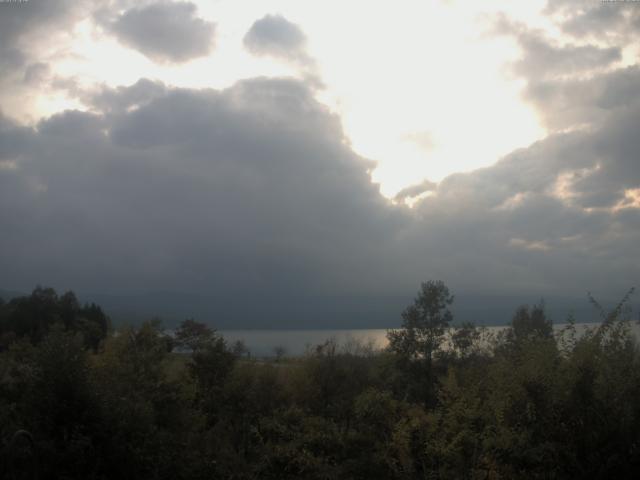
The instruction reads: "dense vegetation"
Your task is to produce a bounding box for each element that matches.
[1,282,639,479]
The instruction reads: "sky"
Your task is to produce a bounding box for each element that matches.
[0,0,639,327]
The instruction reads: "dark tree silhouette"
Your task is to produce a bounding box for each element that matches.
[387,280,454,364]
[510,302,553,342]
[386,280,454,407]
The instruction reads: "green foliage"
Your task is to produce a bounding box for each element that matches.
[510,302,553,342]
[0,287,109,351]
[295,339,375,419]
[1,283,640,479]
[450,321,481,358]
[174,318,216,352]
[387,280,454,363]
[386,280,454,407]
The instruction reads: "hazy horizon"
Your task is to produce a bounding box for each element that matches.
[2,286,633,330]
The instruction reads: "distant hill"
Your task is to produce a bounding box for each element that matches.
[0,289,26,302]
[1,287,634,329]
[78,291,623,329]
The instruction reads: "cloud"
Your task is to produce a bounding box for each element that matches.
[545,0,640,41]
[0,0,106,121]
[493,10,637,135]
[86,78,168,114]
[0,0,86,82]
[0,78,406,316]
[107,1,216,63]
[523,65,640,131]
[244,14,308,62]
[403,131,435,151]
[514,33,620,78]
[1,3,639,326]
[1,72,638,327]
[394,179,437,205]
[396,27,640,294]
[493,17,621,80]
[0,0,81,47]
[243,14,321,85]
[23,62,50,86]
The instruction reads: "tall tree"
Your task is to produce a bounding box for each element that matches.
[510,302,552,342]
[387,280,454,365]
[387,280,454,407]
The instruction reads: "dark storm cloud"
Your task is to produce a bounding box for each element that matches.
[0,78,408,310]
[1,73,638,326]
[107,2,216,63]
[0,112,32,161]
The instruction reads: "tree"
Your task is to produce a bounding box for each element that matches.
[90,319,203,479]
[174,318,216,352]
[175,319,235,424]
[386,281,454,407]
[77,302,110,351]
[387,280,454,365]
[451,321,480,358]
[0,287,109,351]
[510,302,552,342]
[29,326,100,477]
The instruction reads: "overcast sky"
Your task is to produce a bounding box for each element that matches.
[0,0,638,326]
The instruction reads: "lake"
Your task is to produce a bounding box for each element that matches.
[220,322,640,357]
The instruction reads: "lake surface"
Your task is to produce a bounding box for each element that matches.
[220,322,640,357]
